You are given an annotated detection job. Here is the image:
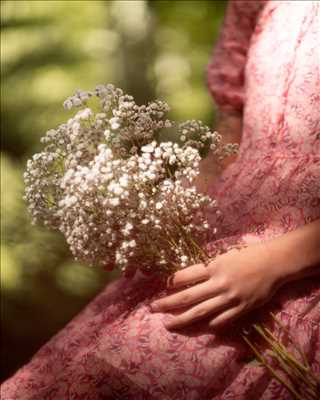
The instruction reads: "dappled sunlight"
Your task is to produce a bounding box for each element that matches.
[110,0,150,41]
[154,53,191,92]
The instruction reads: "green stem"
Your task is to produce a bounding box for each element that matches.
[241,334,306,400]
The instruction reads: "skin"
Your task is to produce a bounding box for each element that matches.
[150,111,320,330]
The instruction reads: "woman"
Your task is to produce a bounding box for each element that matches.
[2,0,319,399]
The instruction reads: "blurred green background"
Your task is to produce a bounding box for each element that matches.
[1,0,226,382]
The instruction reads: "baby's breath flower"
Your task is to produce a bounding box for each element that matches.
[24,84,232,274]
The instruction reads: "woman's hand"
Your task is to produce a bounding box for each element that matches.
[150,219,320,330]
[150,243,283,330]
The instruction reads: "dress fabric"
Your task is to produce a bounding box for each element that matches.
[2,1,320,399]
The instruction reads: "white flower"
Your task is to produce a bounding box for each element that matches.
[122,222,133,236]
[104,129,111,140]
[140,200,147,209]
[181,255,188,263]
[77,108,92,120]
[155,202,163,210]
[141,144,155,153]
[63,99,73,110]
[169,155,176,165]
[64,195,77,207]
[110,198,120,207]
[119,175,128,187]
[154,147,162,158]
[109,117,121,130]
[72,122,80,135]
[115,186,124,195]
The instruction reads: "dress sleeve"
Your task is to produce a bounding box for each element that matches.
[207,0,266,113]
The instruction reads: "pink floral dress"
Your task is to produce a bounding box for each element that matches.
[2,1,319,399]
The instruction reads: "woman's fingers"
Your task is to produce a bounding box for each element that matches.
[208,305,243,329]
[151,279,220,312]
[166,263,210,289]
[164,295,228,330]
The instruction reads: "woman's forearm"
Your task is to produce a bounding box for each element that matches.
[265,219,320,286]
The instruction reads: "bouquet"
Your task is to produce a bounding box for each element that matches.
[24,84,237,276]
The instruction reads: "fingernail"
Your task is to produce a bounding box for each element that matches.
[163,315,177,330]
[150,302,160,312]
[164,321,177,330]
[164,322,174,330]
[166,276,174,288]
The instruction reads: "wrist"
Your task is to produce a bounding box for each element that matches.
[262,220,320,286]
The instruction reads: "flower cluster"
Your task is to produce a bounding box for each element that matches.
[24,84,236,275]
[178,120,238,159]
